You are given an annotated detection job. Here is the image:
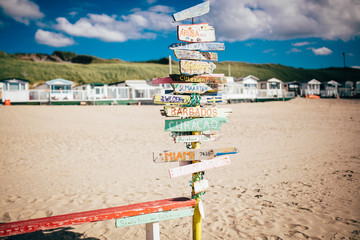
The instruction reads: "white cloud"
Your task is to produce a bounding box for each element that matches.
[292,41,311,47]
[263,49,274,54]
[0,0,44,25]
[310,47,333,55]
[287,48,302,54]
[202,0,360,42]
[54,5,174,42]
[351,66,360,69]
[35,29,74,47]
[147,0,157,4]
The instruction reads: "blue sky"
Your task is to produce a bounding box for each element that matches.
[0,0,359,69]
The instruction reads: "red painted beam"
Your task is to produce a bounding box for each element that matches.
[0,197,195,237]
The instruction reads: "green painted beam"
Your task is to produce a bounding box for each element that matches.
[115,209,194,228]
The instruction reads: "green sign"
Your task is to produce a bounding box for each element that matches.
[115,209,194,227]
[165,117,228,132]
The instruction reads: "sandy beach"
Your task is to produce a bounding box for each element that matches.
[0,98,359,239]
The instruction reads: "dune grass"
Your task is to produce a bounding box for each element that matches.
[1,52,359,87]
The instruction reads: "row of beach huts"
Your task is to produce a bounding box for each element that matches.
[1,75,359,105]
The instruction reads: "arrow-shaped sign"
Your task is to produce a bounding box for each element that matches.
[165,117,228,132]
[178,23,215,43]
[172,1,210,22]
[180,60,216,75]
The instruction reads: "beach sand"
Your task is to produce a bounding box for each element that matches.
[0,98,359,239]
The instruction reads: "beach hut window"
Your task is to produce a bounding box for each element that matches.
[135,90,145,98]
[20,83,25,90]
[9,83,20,90]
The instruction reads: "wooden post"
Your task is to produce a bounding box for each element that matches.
[169,55,172,74]
[146,222,160,240]
[192,131,202,240]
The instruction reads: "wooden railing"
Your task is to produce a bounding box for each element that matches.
[0,197,195,239]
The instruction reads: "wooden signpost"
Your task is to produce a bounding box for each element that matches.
[153,147,238,163]
[180,60,216,75]
[178,23,215,43]
[152,2,238,239]
[170,74,227,84]
[169,155,231,178]
[173,50,218,61]
[172,1,210,22]
[162,106,232,118]
[165,117,228,132]
[169,42,225,51]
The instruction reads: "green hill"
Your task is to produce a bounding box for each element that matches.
[0,51,359,87]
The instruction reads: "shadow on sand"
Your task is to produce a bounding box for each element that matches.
[1,227,99,240]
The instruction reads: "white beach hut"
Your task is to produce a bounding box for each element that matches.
[305,79,321,96]
[320,80,340,97]
[339,81,354,97]
[74,83,109,100]
[241,75,259,100]
[258,78,283,98]
[124,80,163,100]
[0,78,30,103]
[46,78,74,101]
[223,77,243,101]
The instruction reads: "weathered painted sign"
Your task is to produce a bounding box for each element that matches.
[175,134,221,143]
[170,74,226,84]
[115,208,194,227]
[172,1,210,22]
[173,50,218,61]
[172,83,213,94]
[194,179,209,194]
[165,117,228,132]
[153,94,191,105]
[178,23,215,43]
[169,42,225,51]
[153,147,238,163]
[162,106,232,118]
[169,155,231,178]
[180,60,216,75]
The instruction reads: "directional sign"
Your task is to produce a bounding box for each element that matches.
[169,155,231,178]
[162,106,232,118]
[170,74,226,84]
[172,83,213,94]
[178,23,215,43]
[165,117,228,132]
[172,1,210,22]
[175,134,221,143]
[173,50,218,61]
[153,94,191,105]
[180,60,216,75]
[169,42,225,51]
[153,147,238,163]
[194,179,209,194]
[115,209,194,227]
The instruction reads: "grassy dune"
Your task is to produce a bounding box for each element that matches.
[1,51,359,87]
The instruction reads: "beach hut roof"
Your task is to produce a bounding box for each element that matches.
[243,75,259,81]
[46,78,73,85]
[267,77,282,83]
[308,79,321,84]
[327,80,340,85]
[125,80,157,89]
[0,78,29,83]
